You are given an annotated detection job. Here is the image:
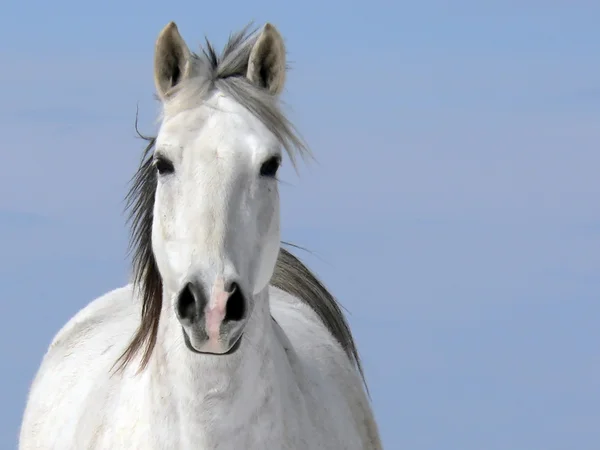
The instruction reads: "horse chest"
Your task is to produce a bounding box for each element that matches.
[96,394,317,450]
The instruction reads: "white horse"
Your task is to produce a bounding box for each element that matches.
[19,22,382,449]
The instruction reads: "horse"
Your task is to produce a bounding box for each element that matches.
[19,22,382,449]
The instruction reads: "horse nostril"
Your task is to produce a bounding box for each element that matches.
[224,282,246,323]
[176,283,197,323]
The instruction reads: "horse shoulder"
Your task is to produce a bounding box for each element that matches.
[20,284,139,450]
[269,286,382,449]
[46,284,135,350]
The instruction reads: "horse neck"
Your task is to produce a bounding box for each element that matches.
[148,286,280,433]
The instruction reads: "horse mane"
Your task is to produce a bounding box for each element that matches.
[114,26,365,387]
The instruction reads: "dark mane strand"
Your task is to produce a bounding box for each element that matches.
[113,133,162,373]
[271,248,366,387]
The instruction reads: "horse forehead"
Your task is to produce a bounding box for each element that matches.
[159,94,278,156]
[206,95,278,151]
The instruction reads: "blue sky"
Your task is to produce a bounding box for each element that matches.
[2,1,599,448]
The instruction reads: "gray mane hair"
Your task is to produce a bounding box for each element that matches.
[114,25,365,387]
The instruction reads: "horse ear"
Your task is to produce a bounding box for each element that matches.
[246,23,286,95]
[154,22,192,100]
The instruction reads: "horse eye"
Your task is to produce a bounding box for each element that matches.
[260,156,281,178]
[154,156,175,175]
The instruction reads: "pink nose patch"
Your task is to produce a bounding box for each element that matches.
[204,278,230,342]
